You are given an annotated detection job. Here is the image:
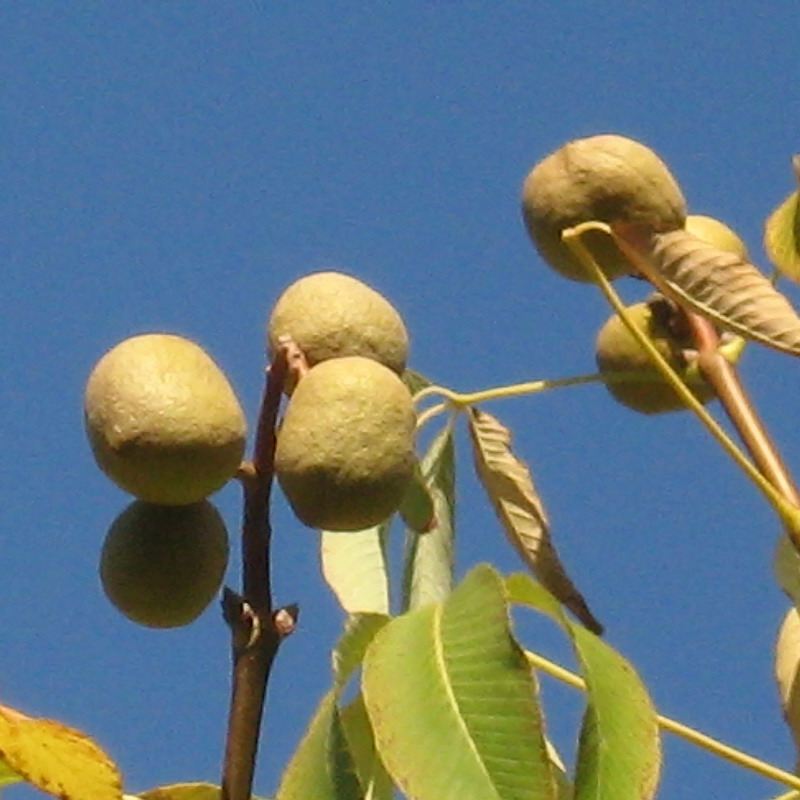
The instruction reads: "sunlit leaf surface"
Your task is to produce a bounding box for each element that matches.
[364,565,555,800]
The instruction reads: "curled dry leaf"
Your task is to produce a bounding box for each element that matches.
[0,705,122,800]
[467,407,602,634]
[775,607,800,763]
[617,226,800,357]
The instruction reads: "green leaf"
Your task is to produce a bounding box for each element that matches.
[332,614,390,689]
[0,758,21,788]
[507,573,661,800]
[468,407,602,634]
[402,425,456,611]
[399,461,436,533]
[321,522,391,615]
[340,694,394,800]
[138,784,269,800]
[275,691,363,800]
[765,188,800,282]
[363,564,555,800]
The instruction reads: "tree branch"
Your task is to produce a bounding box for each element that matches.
[220,342,302,800]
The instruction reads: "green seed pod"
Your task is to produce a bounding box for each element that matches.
[267,272,409,388]
[595,298,715,414]
[685,214,749,259]
[276,356,416,531]
[100,500,229,629]
[521,134,686,282]
[85,334,247,505]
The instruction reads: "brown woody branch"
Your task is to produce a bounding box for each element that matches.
[220,340,305,800]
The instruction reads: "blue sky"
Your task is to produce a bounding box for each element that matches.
[3,3,800,799]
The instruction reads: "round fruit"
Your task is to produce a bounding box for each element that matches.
[267,272,409,382]
[275,356,416,531]
[100,500,229,629]
[595,298,715,414]
[521,134,687,282]
[85,333,247,505]
[685,213,749,258]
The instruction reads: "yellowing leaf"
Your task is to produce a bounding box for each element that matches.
[618,226,800,356]
[321,522,390,615]
[765,189,800,282]
[776,607,800,763]
[468,408,602,634]
[0,705,122,800]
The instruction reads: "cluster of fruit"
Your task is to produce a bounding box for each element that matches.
[85,273,416,627]
[85,334,247,628]
[268,271,416,532]
[521,133,749,414]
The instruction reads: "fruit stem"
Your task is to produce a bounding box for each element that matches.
[221,343,298,800]
[525,649,800,792]
[562,222,800,534]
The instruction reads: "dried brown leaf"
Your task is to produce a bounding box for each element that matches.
[467,407,602,634]
[648,228,800,356]
[775,607,800,763]
[0,705,122,800]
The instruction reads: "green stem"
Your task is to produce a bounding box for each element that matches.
[525,650,800,792]
[415,372,605,408]
[562,222,800,533]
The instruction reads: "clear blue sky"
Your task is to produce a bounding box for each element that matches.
[3,3,800,799]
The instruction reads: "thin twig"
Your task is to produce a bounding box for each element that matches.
[220,342,301,800]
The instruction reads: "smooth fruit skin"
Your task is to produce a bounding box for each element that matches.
[595,299,715,414]
[267,272,409,380]
[521,134,687,282]
[85,334,247,505]
[275,356,416,531]
[685,214,749,258]
[100,500,229,629]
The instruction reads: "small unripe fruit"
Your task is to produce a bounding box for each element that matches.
[100,500,229,628]
[521,134,686,282]
[276,356,416,531]
[595,298,715,414]
[685,214,749,258]
[267,272,409,382]
[85,334,247,505]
